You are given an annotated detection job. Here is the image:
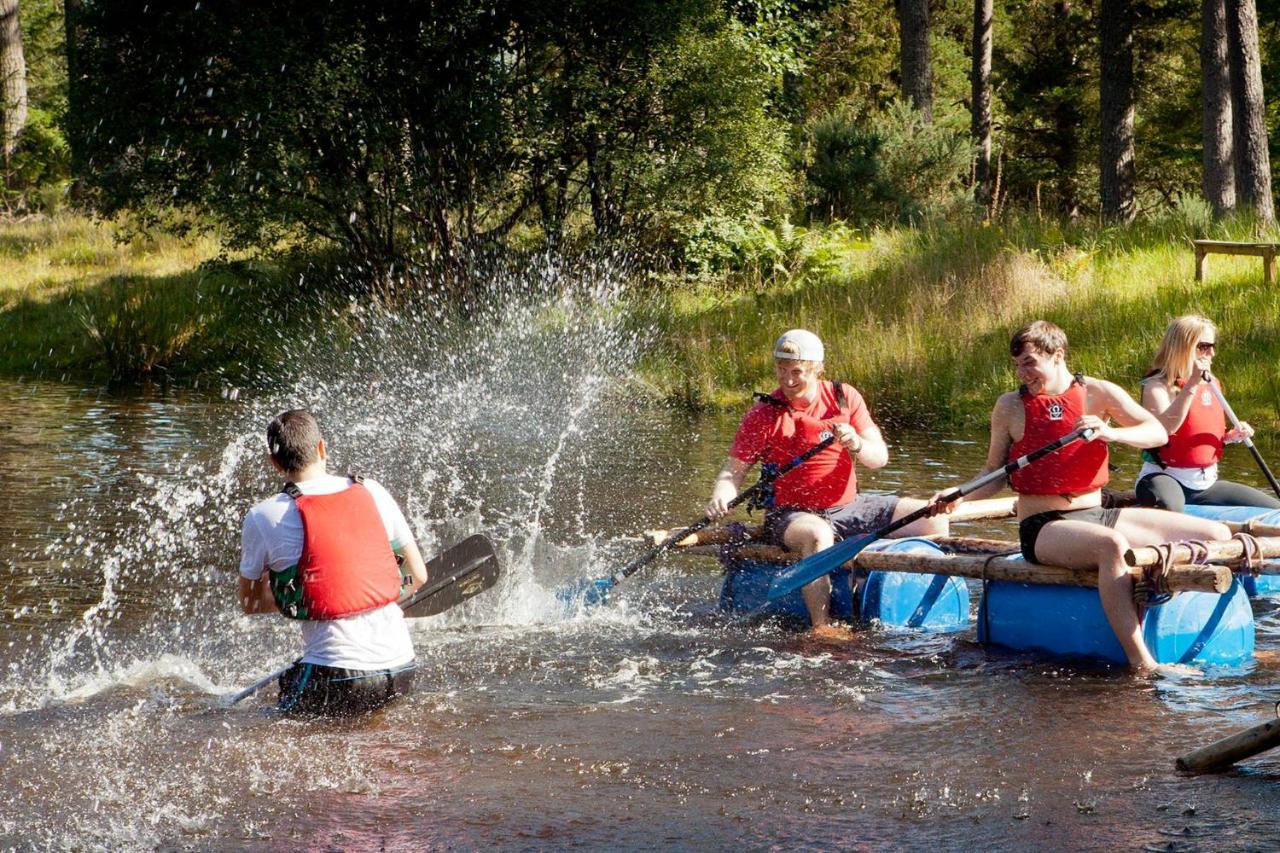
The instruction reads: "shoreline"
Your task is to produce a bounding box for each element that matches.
[4,212,1278,429]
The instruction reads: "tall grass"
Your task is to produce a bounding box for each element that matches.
[638,211,1280,429]
[0,214,303,381]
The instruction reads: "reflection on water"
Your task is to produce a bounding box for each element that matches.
[2,347,1280,846]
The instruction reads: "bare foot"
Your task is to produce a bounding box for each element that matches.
[1137,662,1201,679]
[807,623,856,643]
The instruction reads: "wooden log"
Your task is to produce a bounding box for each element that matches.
[1125,536,1280,570]
[930,536,1020,554]
[1222,519,1280,537]
[643,525,764,548]
[849,551,1232,594]
[1176,705,1280,774]
[674,543,1232,592]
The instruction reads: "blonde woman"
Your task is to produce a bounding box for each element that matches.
[1136,315,1280,512]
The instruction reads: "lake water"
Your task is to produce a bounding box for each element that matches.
[1,281,1278,850]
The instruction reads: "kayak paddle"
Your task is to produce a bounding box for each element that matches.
[222,533,501,707]
[557,432,840,606]
[1204,372,1280,500]
[764,426,1095,602]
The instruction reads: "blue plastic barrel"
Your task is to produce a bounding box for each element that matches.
[1181,504,1280,596]
[978,575,1254,666]
[718,537,969,632]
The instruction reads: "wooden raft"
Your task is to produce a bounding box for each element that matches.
[647,528,1234,593]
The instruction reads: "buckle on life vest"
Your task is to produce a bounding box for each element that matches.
[748,462,780,513]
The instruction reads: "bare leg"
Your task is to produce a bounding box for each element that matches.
[1110,507,1231,547]
[1031,520,1158,671]
[885,497,950,538]
[781,513,844,632]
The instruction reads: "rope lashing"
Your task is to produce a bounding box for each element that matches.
[979,549,1020,646]
[1230,531,1265,577]
[1133,540,1201,609]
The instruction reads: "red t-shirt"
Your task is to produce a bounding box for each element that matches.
[729,381,875,509]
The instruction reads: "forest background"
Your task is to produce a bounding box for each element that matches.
[2,0,1279,427]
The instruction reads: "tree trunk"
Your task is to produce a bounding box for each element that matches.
[1051,1,1081,218]
[1099,0,1136,223]
[897,0,932,121]
[64,0,86,182]
[1202,0,1235,217]
[0,0,28,162]
[1225,0,1274,226]
[972,0,994,206]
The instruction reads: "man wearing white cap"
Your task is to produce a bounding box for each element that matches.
[706,329,948,637]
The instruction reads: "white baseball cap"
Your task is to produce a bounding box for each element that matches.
[773,329,824,362]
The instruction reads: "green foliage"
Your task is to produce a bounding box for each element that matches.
[71,0,790,283]
[806,100,974,226]
[1,108,71,212]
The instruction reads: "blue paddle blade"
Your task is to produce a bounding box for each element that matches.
[555,575,615,607]
[765,533,877,601]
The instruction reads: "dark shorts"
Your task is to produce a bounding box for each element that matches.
[1018,507,1121,563]
[763,493,901,548]
[277,661,416,716]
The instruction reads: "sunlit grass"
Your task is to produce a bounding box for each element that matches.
[639,213,1280,430]
[0,213,297,381]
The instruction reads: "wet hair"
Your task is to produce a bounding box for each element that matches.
[1010,320,1068,358]
[266,409,322,473]
[1148,314,1216,389]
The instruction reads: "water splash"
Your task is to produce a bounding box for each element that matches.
[6,249,658,711]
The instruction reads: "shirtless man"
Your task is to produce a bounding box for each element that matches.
[706,329,947,636]
[942,321,1230,673]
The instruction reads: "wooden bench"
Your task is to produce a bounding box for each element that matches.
[1193,239,1280,284]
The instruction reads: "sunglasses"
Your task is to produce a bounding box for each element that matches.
[1196,341,1217,353]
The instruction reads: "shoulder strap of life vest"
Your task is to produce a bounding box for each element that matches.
[282,473,363,499]
[751,380,847,411]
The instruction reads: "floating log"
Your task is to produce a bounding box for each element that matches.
[1125,537,1280,570]
[673,541,1232,593]
[1176,704,1280,774]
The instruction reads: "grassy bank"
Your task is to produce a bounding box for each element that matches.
[0,214,312,384]
[5,212,1279,433]
[637,214,1280,429]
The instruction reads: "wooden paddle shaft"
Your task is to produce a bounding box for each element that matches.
[1126,536,1280,570]
[673,542,1231,592]
[1176,707,1280,774]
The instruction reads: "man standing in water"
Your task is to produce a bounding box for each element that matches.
[238,409,430,714]
[940,321,1230,674]
[705,329,948,637]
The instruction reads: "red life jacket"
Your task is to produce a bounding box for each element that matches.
[273,478,402,620]
[1008,378,1109,495]
[753,381,857,509]
[1153,377,1225,468]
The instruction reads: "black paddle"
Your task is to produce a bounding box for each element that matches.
[764,427,1095,602]
[222,534,501,706]
[1204,372,1280,500]
[557,433,840,605]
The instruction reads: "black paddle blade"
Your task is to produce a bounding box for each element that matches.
[401,534,501,618]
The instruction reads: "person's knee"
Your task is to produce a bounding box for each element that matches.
[785,520,832,554]
[1204,521,1231,541]
[1092,532,1128,572]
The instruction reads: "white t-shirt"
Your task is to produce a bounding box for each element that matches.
[1136,460,1219,492]
[240,474,417,669]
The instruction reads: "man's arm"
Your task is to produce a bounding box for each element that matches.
[1087,378,1167,449]
[238,575,278,614]
[706,456,752,520]
[837,423,889,469]
[398,539,430,594]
